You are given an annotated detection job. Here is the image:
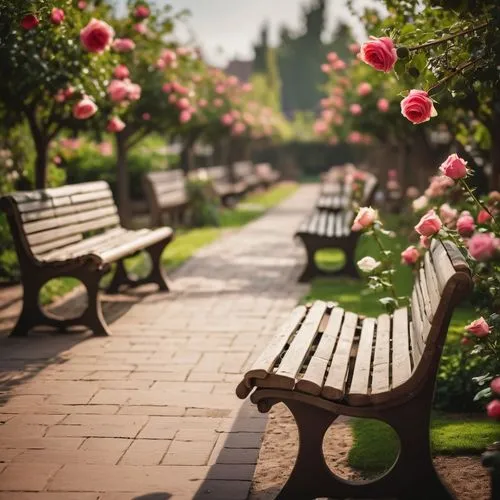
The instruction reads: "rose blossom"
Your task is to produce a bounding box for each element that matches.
[477,209,492,224]
[221,113,234,127]
[321,64,332,74]
[401,90,437,125]
[80,19,114,54]
[456,213,475,237]
[142,113,151,121]
[377,98,390,112]
[113,65,130,80]
[415,210,442,237]
[419,235,431,249]
[161,49,177,66]
[73,97,98,120]
[357,82,372,96]
[179,110,192,124]
[107,80,129,102]
[491,377,500,395]
[313,121,328,135]
[489,191,500,203]
[349,43,360,54]
[97,141,113,156]
[359,36,397,72]
[232,122,247,136]
[176,97,190,110]
[213,98,223,108]
[439,203,458,226]
[77,1,87,9]
[133,23,147,35]
[465,317,490,337]
[350,104,362,115]
[112,38,136,53]
[357,256,381,273]
[352,207,377,231]
[406,186,419,199]
[21,14,39,30]
[107,117,125,133]
[439,153,468,179]
[198,99,207,108]
[50,8,65,25]
[412,195,428,212]
[327,52,338,63]
[468,233,497,261]
[487,400,500,419]
[401,246,420,265]
[134,5,150,19]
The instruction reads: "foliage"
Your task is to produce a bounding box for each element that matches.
[185,177,220,228]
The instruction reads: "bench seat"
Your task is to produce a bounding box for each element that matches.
[236,239,472,499]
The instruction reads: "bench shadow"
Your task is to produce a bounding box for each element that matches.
[133,494,172,500]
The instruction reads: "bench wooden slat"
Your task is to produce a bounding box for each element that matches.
[431,239,456,293]
[424,252,440,317]
[418,268,433,321]
[318,211,328,236]
[70,188,114,205]
[334,211,344,237]
[31,234,84,256]
[348,317,376,403]
[391,308,412,387]
[441,239,468,272]
[410,288,425,357]
[413,276,432,344]
[273,301,327,387]
[245,305,308,378]
[371,313,391,395]
[322,311,358,400]
[326,212,335,237]
[297,307,344,395]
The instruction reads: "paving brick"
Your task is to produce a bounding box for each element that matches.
[0,462,61,491]
[0,493,98,500]
[119,439,171,465]
[194,479,251,499]
[206,463,256,481]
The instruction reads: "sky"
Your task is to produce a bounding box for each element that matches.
[116,0,383,67]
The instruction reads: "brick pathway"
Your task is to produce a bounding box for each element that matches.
[0,185,316,500]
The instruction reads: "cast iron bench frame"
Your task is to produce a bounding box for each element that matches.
[0,181,173,337]
[237,239,472,499]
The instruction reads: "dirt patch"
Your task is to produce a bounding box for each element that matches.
[249,403,491,500]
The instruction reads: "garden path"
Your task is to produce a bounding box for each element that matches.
[0,185,317,499]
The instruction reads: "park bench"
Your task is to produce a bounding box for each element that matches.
[0,181,173,337]
[255,162,281,188]
[236,239,472,500]
[295,169,378,282]
[142,169,189,227]
[233,160,261,192]
[205,165,246,206]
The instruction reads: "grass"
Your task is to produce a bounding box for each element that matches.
[39,183,298,304]
[349,415,499,475]
[302,213,493,473]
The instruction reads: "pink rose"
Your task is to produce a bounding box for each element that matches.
[134,5,150,19]
[352,207,377,231]
[406,186,419,199]
[350,103,362,115]
[162,83,172,93]
[168,94,177,104]
[468,233,497,261]
[107,117,125,133]
[133,23,147,35]
[21,14,39,30]
[401,246,420,265]
[357,82,372,96]
[97,142,113,156]
[327,52,338,63]
[377,98,390,112]
[439,203,458,226]
[113,65,130,80]
[53,156,62,165]
[401,90,437,124]
[179,110,192,124]
[176,97,190,110]
[72,97,98,120]
[142,113,151,121]
[415,210,442,237]
[50,8,65,25]
[112,38,136,53]
[321,64,332,74]
[55,90,66,103]
[349,43,360,54]
[221,113,234,127]
[359,36,397,72]
[332,60,346,70]
[213,98,223,108]
[465,317,490,338]
[161,49,177,66]
[242,83,253,93]
[313,121,328,135]
[80,18,114,54]
[491,377,500,395]
[419,235,431,249]
[456,214,475,237]
[232,122,246,136]
[477,209,492,224]
[487,400,500,419]
[127,82,141,101]
[77,1,87,9]
[172,82,188,94]
[347,131,362,144]
[107,80,129,102]
[439,153,468,179]
[198,99,208,108]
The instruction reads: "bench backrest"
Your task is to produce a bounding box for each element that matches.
[143,169,187,212]
[206,165,231,185]
[0,181,119,264]
[233,161,254,180]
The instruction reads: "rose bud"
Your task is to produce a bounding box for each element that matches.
[401,246,420,265]
[107,117,126,133]
[439,153,468,180]
[477,209,492,224]
[491,377,500,395]
[351,207,378,231]
[21,14,39,30]
[465,317,490,338]
[377,98,390,112]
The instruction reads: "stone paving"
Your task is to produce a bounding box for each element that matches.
[0,185,317,500]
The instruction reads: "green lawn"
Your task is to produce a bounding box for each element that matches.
[39,183,298,304]
[303,214,494,474]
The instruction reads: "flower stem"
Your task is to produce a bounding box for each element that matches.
[427,58,483,95]
[372,227,398,301]
[459,179,498,229]
[408,21,489,52]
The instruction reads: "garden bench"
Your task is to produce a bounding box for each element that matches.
[142,169,188,227]
[255,162,281,188]
[236,239,472,500]
[295,170,379,282]
[233,160,261,192]
[205,165,246,206]
[0,181,173,337]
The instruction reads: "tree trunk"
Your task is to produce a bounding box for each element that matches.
[34,140,49,189]
[491,110,500,191]
[115,132,131,228]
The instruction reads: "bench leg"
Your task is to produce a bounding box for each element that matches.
[81,273,111,337]
[106,260,130,294]
[276,400,340,500]
[297,239,320,283]
[10,279,45,337]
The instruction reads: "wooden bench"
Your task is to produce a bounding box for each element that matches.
[236,239,472,500]
[0,181,173,337]
[255,162,280,189]
[233,161,260,192]
[142,169,188,227]
[205,165,246,206]
[295,169,378,282]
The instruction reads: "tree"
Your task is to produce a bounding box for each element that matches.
[0,0,117,188]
